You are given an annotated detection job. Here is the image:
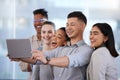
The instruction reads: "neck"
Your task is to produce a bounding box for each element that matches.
[37,33,41,41]
[70,35,83,45]
[42,43,52,51]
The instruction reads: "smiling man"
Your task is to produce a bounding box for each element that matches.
[32,11,93,80]
[19,8,48,80]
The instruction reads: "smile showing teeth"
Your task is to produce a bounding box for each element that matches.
[52,41,57,44]
[51,41,57,48]
[36,26,41,28]
[90,39,95,43]
[91,40,96,45]
[91,40,94,42]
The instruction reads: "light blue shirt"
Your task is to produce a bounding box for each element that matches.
[36,40,93,80]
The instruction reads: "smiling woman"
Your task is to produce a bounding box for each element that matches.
[50,27,70,49]
[87,23,119,80]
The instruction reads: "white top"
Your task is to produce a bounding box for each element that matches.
[29,35,42,50]
[87,47,118,80]
[29,35,42,80]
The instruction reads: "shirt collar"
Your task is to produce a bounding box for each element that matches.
[75,40,85,47]
[67,40,85,47]
[33,35,39,41]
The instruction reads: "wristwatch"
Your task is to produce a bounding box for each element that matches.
[45,56,50,64]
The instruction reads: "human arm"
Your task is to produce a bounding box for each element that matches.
[32,48,59,65]
[47,56,69,67]
[67,46,93,67]
[32,45,93,67]
[32,50,69,67]
[20,58,36,64]
[7,54,36,64]
[47,46,93,67]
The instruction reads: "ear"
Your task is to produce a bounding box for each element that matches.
[104,36,108,42]
[63,41,67,46]
[81,22,86,31]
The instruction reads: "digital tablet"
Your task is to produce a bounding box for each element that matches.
[6,39,32,58]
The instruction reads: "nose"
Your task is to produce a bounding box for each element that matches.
[90,34,94,40]
[46,33,51,38]
[66,24,71,31]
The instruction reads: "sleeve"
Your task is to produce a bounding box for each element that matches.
[67,46,93,67]
[35,47,60,65]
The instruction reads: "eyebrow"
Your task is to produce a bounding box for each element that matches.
[90,31,99,34]
[57,34,63,37]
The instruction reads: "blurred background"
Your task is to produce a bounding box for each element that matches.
[0,0,120,79]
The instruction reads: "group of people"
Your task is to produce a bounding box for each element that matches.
[9,8,119,80]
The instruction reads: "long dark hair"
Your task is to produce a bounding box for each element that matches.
[93,23,119,57]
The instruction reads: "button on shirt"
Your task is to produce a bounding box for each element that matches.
[43,40,93,80]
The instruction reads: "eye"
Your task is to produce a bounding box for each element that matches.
[48,30,52,33]
[70,22,76,26]
[66,23,69,27]
[57,36,62,39]
[90,31,92,35]
[94,31,99,35]
[57,34,62,39]
[42,31,46,34]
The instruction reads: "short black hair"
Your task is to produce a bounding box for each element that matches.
[33,9,48,19]
[67,11,87,24]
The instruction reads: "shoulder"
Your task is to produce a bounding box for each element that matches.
[79,43,93,51]
[29,35,35,40]
[92,47,111,60]
[94,47,109,55]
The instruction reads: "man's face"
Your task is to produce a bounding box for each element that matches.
[34,14,47,34]
[66,17,83,39]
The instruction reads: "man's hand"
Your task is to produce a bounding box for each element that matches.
[7,54,21,62]
[31,50,47,64]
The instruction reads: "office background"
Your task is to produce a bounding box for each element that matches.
[0,0,120,79]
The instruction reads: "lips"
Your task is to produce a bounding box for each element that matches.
[51,41,57,48]
[90,39,95,43]
[90,39,97,47]
[44,37,51,41]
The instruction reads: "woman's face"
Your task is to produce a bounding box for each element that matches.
[41,24,55,45]
[51,29,67,49]
[90,26,108,48]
